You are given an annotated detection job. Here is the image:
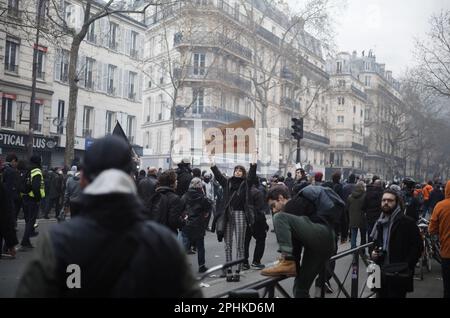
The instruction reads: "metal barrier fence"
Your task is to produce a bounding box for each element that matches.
[207,242,376,298]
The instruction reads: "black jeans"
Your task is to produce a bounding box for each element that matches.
[44,197,61,218]
[21,197,39,245]
[442,258,450,298]
[244,222,267,264]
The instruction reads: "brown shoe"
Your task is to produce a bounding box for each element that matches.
[261,258,296,277]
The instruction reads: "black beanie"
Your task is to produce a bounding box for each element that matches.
[82,135,133,181]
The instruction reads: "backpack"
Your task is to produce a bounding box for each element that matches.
[299,185,346,227]
[143,192,170,226]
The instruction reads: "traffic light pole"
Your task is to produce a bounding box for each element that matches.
[296,138,301,164]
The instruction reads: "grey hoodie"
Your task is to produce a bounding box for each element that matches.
[64,173,82,207]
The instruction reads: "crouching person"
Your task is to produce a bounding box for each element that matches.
[261,186,335,298]
[16,136,202,298]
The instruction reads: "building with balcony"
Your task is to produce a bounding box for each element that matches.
[0,0,145,167]
[327,51,406,180]
[140,0,330,174]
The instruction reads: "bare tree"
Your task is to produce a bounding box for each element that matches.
[1,0,168,166]
[414,10,450,98]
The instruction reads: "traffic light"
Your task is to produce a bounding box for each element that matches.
[291,117,303,140]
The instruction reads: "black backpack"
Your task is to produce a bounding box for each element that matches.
[144,192,170,226]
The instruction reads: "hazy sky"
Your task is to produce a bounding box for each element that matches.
[288,0,450,77]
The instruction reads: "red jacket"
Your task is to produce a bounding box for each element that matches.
[429,181,450,258]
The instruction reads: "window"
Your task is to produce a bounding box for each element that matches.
[85,57,95,89]
[156,130,161,153]
[337,116,344,123]
[193,53,206,75]
[365,109,370,121]
[105,111,115,135]
[360,109,363,117]
[109,22,118,50]
[145,131,149,149]
[35,45,46,80]
[338,80,346,87]
[338,97,345,105]
[192,88,204,114]
[353,106,356,114]
[365,76,371,87]
[5,37,19,73]
[336,61,342,73]
[130,31,138,58]
[7,0,20,17]
[33,101,43,132]
[129,71,137,99]
[87,21,96,43]
[1,96,15,129]
[234,97,239,114]
[127,116,135,144]
[83,106,94,137]
[107,64,116,95]
[365,61,370,71]
[56,49,69,82]
[36,0,48,22]
[57,100,65,134]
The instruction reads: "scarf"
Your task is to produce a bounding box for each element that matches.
[370,205,402,263]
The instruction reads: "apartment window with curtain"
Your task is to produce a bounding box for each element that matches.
[83,106,94,137]
[107,64,116,95]
[192,88,204,114]
[105,111,115,135]
[35,45,47,80]
[193,53,206,75]
[109,22,118,50]
[57,100,65,134]
[127,116,135,144]
[7,0,20,17]
[87,21,96,43]
[1,96,15,129]
[85,57,95,89]
[33,101,43,132]
[336,61,342,73]
[129,71,137,99]
[130,31,138,58]
[5,37,20,73]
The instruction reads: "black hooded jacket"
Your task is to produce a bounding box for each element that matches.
[181,189,212,241]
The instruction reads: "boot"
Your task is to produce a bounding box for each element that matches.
[261,256,296,277]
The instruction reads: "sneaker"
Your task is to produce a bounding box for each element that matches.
[198,265,208,273]
[226,270,233,282]
[242,262,250,270]
[261,257,296,277]
[251,262,265,270]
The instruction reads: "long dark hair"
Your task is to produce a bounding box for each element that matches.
[233,165,247,178]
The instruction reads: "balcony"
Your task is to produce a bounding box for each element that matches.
[107,86,116,96]
[173,66,251,92]
[4,64,18,74]
[1,120,15,129]
[332,142,368,153]
[256,26,281,47]
[280,67,294,80]
[303,131,330,145]
[351,85,367,101]
[351,142,368,153]
[82,129,93,138]
[37,70,45,81]
[130,49,139,59]
[173,32,252,61]
[85,80,95,90]
[128,92,136,100]
[175,105,246,124]
[108,41,118,51]
[7,7,22,19]
[33,123,42,132]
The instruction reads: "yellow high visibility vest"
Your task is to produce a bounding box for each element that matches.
[28,168,45,199]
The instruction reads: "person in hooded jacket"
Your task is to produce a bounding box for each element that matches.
[429,183,445,216]
[63,167,82,219]
[144,170,184,235]
[176,159,193,197]
[347,182,367,252]
[209,152,257,282]
[181,178,212,273]
[16,136,202,298]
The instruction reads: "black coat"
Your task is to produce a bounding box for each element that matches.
[16,192,202,298]
[176,165,193,197]
[0,183,18,248]
[137,176,157,202]
[181,189,212,241]
[363,185,383,225]
[211,164,257,237]
[250,186,269,235]
[373,212,422,293]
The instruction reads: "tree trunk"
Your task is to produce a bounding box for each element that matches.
[64,37,82,167]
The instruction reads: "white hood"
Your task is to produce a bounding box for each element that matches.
[84,169,137,196]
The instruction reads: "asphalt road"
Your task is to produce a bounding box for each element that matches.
[0,215,444,298]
